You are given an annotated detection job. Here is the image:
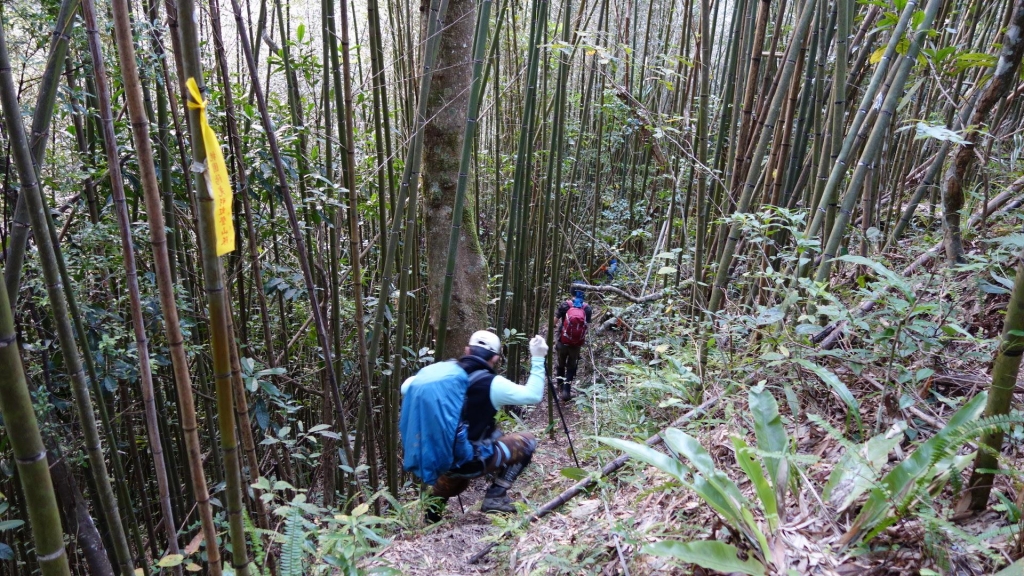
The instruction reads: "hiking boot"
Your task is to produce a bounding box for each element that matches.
[559,382,572,401]
[480,494,517,514]
[424,497,447,524]
[424,508,443,524]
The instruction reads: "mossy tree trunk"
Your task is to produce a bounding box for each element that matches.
[421,0,490,360]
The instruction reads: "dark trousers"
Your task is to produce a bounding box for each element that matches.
[432,432,537,498]
[555,342,581,385]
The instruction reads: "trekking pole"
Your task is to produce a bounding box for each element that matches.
[547,377,581,468]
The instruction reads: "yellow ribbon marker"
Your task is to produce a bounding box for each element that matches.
[185,77,235,256]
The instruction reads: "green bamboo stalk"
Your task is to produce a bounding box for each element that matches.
[172,0,251,570]
[0,12,136,576]
[88,0,183,568]
[0,220,69,575]
[435,0,494,354]
[62,54,152,572]
[3,0,79,306]
[961,256,1024,510]
[814,0,943,282]
[0,282,70,576]
[543,0,575,427]
[887,97,976,246]
[706,0,816,316]
[338,0,382,499]
[690,0,711,309]
[223,0,356,475]
[365,0,451,493]
[496,0,547,337]
[804,0,919,238]
[205,0,275,535]
[388,0,452,494]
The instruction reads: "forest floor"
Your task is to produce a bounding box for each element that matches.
[367,277,1023,575]
[370,383,592,574]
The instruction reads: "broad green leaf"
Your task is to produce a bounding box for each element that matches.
[731,436,778,530]
[913,122,968,144]
[662,428,717,478]
[595,436,689,482]
[307,424,332,434]
[748,387,789,490]
[644,540,765,575]
[0,520,24,531]
[664,429,753,541]
[843,392,988,546]
[823,427,904,511]
[158,554,185,567]
[740,506,772,562]
[835,255,910,296]
[560,467,588,481]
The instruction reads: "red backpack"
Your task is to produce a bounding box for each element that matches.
[559,301,588,346]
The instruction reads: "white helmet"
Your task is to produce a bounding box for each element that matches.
[468,330,501,356]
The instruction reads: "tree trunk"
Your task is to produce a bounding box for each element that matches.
[942,0,1024,264]
[421,0,490,360]
[50,455,111,576]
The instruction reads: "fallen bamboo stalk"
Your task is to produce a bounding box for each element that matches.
[466,392,724,564]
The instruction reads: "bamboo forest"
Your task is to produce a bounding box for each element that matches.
[1,0,1024,570]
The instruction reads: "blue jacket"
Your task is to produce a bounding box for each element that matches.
[398,361,475,485]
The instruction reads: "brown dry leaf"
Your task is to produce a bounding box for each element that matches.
[183,531,204,556]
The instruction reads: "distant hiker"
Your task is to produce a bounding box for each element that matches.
[399,330,548,523]
[554,289,592,401]
[606,257,618,282]
[592,257,618,283]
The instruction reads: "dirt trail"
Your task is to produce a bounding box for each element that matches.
[372,394,590,575]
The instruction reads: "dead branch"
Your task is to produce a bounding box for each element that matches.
[816,183,1024,349]
[570,283,665,304]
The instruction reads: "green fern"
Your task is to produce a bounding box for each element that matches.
[242,510,269,576]
[279,506,306,576]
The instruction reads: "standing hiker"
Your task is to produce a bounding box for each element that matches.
[554,288,592,401]
[400,330,549,523]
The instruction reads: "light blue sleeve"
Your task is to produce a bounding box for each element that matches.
[488,357,546,409]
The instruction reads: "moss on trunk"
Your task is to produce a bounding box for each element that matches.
[421,0,490,360]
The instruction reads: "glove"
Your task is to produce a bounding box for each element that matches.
[529,335,549,358]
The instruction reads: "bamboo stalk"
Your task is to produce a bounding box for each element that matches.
[435,0,494,353]
[88,0,183,569]
[0,12,136,576]
[0,237,70,576]
[171,0,252,569]
[112,5,221,558]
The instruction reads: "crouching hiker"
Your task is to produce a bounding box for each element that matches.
[399,330,549,523]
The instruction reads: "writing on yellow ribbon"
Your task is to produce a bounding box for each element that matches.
[185,77,235,256]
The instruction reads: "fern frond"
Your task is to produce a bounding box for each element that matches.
[280,507,306,576]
